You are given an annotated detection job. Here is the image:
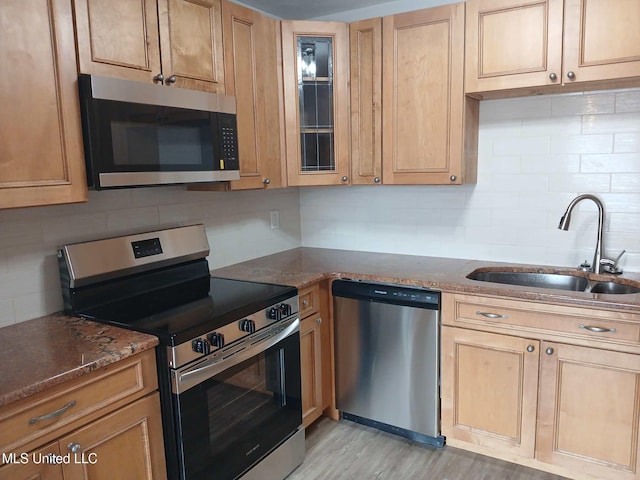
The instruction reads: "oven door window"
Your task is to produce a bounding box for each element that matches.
[92,100,216,172]
[175,333,301,480]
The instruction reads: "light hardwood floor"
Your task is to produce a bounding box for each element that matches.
[289,417,568,480]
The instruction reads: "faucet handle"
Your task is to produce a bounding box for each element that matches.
[600,250,625,275]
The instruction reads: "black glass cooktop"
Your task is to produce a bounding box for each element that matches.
[79,276,297,346]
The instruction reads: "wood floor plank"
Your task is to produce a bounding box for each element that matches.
[288,418,568,480]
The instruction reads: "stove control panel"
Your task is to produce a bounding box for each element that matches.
[169,295,299,369]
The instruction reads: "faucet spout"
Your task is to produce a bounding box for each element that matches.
[558,194,605,274]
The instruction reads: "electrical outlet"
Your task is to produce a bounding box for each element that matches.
[270,210,280,230]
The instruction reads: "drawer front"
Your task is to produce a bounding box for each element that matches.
[0,349,157,454]
[444,294,640,344]
[299,284,320,319]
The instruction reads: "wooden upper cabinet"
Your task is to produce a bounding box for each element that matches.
[563,0,640,84]
[0,0,87,209]
[281,21,350,186]
[349,18,382,186]
[221,1,283,190]
[536,342,640,480]
[466,0,640,95]
[465,0,564,93]
[74,0,225,93]
[382,3,478,185]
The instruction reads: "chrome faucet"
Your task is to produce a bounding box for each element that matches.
[558,194,624,275]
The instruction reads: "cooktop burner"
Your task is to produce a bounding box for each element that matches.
[79,276,297,346]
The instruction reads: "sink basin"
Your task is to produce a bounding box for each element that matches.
[467,271,589,292]
[589,282,640,295]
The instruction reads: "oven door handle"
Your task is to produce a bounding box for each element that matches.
[172,317,299,394]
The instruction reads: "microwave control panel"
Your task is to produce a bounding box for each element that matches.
[217,113,239,171]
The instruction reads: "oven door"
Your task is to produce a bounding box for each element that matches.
[171,318,302,480]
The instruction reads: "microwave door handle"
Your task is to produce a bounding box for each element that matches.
[173,318,299,394]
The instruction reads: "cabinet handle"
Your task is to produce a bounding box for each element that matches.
[475,311,508,319]
[567,71,576,80]
[341,176,348,182]
[28,400,76,425]
[450,175,457,182]
[545,347,554,355]
[67,443,81,454]
[549,72,557,81]
[374,177,381,184]
[263,178,271,185]
[579,324,616,334]
[153,73,164,84]
[526,345,535,352]
[166,75,177,84]
[316,317,322,325]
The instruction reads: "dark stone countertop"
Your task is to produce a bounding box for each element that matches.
[0,313,158,408]
[211,247,640,313]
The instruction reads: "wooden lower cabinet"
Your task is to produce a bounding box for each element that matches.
[300,314,323,427]
[442,324,640,480]
[441,327,540,458]
[537,342,640,480]
[0,443,64,480]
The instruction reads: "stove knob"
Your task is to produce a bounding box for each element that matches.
[240,319,256,333]
[279,303,292,317]
[267,308,281,321]
[208,332,225,348]
[192,338,210,355]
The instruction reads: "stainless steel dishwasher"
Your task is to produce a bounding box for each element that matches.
[332,279,443,447]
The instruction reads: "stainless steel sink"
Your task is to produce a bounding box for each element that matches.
[589,282,640,295]
[467,269,640,294]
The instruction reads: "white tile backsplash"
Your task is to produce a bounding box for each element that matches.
[301,87,640,273]
[0,187,301,325]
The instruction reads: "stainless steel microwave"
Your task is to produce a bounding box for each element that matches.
[78,74,240,189]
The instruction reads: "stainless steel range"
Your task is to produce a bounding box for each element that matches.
[57,224,304,480]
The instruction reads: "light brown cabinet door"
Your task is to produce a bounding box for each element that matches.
[0,443,64,480]
[465,0,564,93]
[281,21,350,186]
[349,18,382,186]
[441,327,540,459]
[382,3,476,185]
[0,0,87,209]
[222,1,283,190]
[300,315,323,428]
[563,0,640,84]
[73,0,162,83]
[536,342,640,480]
[60,393,166,480]
[158,0,225,93]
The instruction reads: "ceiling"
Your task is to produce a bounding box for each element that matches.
[234,0,395,19]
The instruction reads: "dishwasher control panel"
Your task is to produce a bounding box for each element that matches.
[332,279,440,309]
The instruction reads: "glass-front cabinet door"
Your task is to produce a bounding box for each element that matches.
[281,21,350,186]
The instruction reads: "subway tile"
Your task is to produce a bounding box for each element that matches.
[550,134,613,154]
[521,154,580,174]
[42,213,107,246]
[521,116,581,136]
[106,207,160,233]
[0,222,43,249]
[493,136,550,156]
[493,96,552,120]
[614,133,640,153]
[582,112,640,134]
[548,173,610,192]
[612,174,640,192]
[158,203,204,224]
[551,92,615,116]
[491,173,548,192]
[0,299,15,328]
[597,193,640,213]
[609,213,640,233]
[131,186,183,207]
[581,153,640,173]
[615,89,640,113]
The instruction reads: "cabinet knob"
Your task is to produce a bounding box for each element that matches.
[302,299,309,306]
[526,345,535,353]
[67,443,81,454]
[450,175,457,182]
[316,317,322,325]
[545,347,554,355]
[374,177,381,183]
[166,75,177,84]
[153,73,164,84]
[567,71,576,80]
[549,72,557,81]
[341,176,348,182]
[263,178,271,185]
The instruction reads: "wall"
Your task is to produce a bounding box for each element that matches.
[300,88,640,272]
[0,187,301,327]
